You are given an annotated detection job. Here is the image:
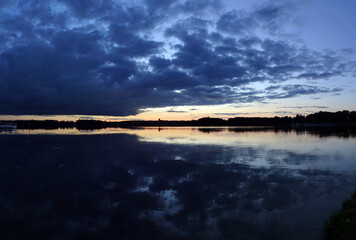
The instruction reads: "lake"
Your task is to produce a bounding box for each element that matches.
[1,127,356,239]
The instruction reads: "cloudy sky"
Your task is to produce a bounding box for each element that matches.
[0,0,355,121]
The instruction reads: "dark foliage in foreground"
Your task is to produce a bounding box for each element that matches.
[1,110,356,130]
[324,191,356,240]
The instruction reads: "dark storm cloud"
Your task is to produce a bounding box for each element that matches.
[265,85,280,91]
[144,0,178,10]
[109,23,162,57]
[166,108,187,113]
[279,106,329,109]
[59,0,114,18]
[0,0,353,116]
[216,2,290,35]
[216,10,256,35]
[213,113,239,116]
[179,0,222,13]
[273,111,294,114]
[149,56,172,71]
[267,85,342,100]
[130,70,198,90]
[144,0,221,14]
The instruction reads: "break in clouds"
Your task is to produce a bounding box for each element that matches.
[0,0,353,116]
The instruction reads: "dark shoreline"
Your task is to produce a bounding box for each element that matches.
[1,110,356,130]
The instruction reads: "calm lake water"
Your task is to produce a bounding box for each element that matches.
[1,127,356,239]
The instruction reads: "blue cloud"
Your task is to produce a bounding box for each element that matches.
[0,0,353,116]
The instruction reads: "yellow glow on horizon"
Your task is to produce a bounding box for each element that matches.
[0,100,347,122]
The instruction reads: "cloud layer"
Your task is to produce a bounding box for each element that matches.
[0,0,353,116]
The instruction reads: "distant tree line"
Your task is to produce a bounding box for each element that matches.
[3,110,356,130]
[295,110,356,124]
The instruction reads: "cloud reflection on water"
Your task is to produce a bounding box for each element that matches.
[0,129,355,239]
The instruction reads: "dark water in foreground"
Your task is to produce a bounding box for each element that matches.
[0,127,356,240]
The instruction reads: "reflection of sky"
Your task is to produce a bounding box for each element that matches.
[0,130,356,239]
[6,127,356,171]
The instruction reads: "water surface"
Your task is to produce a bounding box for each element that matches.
[1,127,355,239]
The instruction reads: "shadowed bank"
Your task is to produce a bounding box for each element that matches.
[324,191,356,240]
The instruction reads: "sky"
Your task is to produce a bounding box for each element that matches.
[0,0,355,121]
